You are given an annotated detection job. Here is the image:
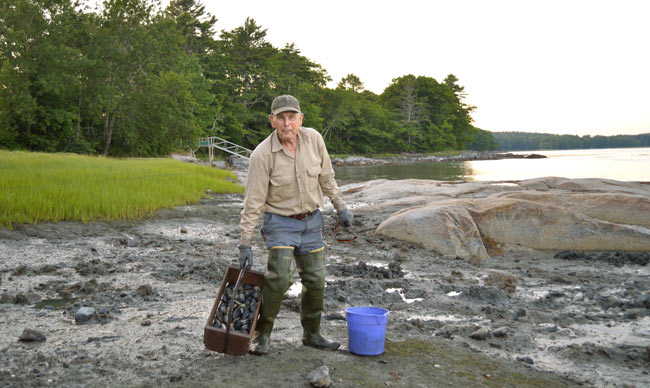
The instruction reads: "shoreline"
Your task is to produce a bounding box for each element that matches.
[331,150,546,166]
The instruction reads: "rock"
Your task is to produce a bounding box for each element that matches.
[355,178,650,257]
[169,373,182,382]
[485,271,518,294]
[517,356,534,365]
[467,285,507,301]
[1,292,14,304]
[307,365,332,388]
[376,205,489,262]
[13,293,29,304]
[180,227,188,234]
[136,285,153,297]
[492,327,509,338]
[469,326,489,340]
[324,312,346,321]
[75,307,96,323]
[511,308,526,321]
[227,155,249,169]
[19,328,46,342]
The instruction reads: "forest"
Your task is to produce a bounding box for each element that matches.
[0,0,480,156]
[493,132,650,151]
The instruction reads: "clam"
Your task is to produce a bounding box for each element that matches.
[212,281,261,334]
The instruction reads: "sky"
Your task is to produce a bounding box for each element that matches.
[199,0,650,136]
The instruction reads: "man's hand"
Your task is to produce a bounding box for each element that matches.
[338,209,353,227]
[238,245,253,270]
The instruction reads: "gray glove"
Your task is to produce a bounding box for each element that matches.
[238,245,253,270]
[338,209,353,227]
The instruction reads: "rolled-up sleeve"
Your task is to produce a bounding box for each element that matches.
[239,151,269,246]
[316,135,346,212]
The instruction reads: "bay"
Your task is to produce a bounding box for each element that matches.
[333,147,650,182]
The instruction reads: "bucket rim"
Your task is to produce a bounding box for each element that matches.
[345,306,389,317]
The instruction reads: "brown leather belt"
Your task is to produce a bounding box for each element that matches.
[288,210,316,220]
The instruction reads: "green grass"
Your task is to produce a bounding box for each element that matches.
[0,150,244,229]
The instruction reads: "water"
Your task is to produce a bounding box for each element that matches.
[334,147,650,182]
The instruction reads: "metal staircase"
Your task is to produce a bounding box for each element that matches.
[198,136,252,165]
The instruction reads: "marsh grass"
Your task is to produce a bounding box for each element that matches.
[0,150,244,229]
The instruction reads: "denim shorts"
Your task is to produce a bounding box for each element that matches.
[261,210,324,255]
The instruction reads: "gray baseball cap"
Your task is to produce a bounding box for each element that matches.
[271,95,301,115]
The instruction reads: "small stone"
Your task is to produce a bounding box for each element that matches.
[511,308,526,321]
[307,365,332,388]
[469,326,489,340]
[517,356,534,365]
[169,373,182,382]
[492,327,509,338]
[13,293,29,304]
[180,227,188,234]
[19,328,47,342]
[324,312,346,321]
[141,319,152,326]
[75,307,96,323]
[1,292,14,304]
[136,285,153,297]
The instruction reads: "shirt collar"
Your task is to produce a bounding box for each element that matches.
[271,127,304,152]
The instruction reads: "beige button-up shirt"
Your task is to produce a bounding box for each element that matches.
[238,127,346,246]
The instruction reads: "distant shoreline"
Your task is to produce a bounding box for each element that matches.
[331,151,545,166]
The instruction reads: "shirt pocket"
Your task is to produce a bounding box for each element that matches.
[268,174,295,203]
[306,165,322,191]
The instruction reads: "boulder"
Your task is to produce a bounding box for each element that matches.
[376,205,488,262]
[350,178,650,260]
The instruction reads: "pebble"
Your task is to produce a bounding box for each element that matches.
[517,356,534,365]
[469,326,489,340]
[307,365,331,388]
[492,327,509,338]
[169,373,182,382]
[74,307,96,323]
[180,227,188,234]
[511,308,526,321]
[136,285,153,297]
[1,293,14,304]
[18,328,47,342]
[324,312,346,321]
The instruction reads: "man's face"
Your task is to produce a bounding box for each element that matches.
[269,111,303,144]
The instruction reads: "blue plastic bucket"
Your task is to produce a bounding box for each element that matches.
[345,306,389,356]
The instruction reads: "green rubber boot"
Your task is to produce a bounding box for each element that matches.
[295,248,340,351]
[250,247,294,355]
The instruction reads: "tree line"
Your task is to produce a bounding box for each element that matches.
[493,132,650,151]
[0,0,480,156]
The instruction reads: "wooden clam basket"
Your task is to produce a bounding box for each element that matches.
[204,265,265,355]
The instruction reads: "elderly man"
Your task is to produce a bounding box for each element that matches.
[238,94,353,355]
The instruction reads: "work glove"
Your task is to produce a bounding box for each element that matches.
[238,245,253,270]
[337,209,353,227]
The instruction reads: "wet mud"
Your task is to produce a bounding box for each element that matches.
[1,193,649,387]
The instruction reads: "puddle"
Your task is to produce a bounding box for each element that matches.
[386,288,423,304]
[407,313,486,324]
[537,317,650,348]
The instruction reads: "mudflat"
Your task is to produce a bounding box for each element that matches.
[1,183,648,387]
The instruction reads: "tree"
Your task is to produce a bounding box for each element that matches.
[337,74,364,92]
[165,0,217,57]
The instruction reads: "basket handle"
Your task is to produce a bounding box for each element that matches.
[224,257,248,352]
